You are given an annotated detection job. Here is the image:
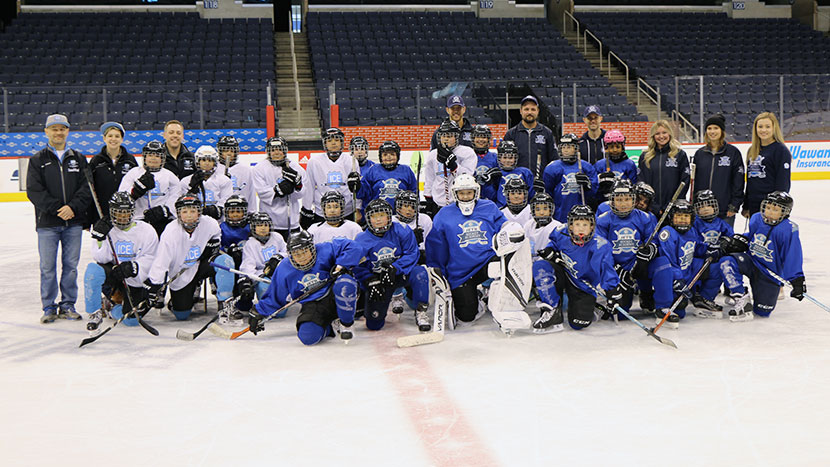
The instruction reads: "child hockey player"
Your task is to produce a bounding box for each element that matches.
[353,199,431,332]
[307,191,363,242]
[247,230,363,345]
[481,140,535,208]
[300,128,361,228]
[178,145,233,221]
[84,192,158,330]
[144,194,234,320]
[232,212,288,323]
[350,136,374,171]
[542,134,597,224]
[500,177,532,225]
[118,141,180,236]
[594,129,637,202]
[423,120,477,217]
[358,140,417,206]
[219,194,250,268]
[217,135,255,206]
[719,191,806,321]
[471,124,499,184]
[689,189,733,316]
[253,136,305,239]
[393,190,432,256]
[425,173,507,323]
[523,193,561,256]
[634,181,656,217]
[534,204,621,332]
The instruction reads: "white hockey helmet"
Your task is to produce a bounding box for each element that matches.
[451,173,479,216]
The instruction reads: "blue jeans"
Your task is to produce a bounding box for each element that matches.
[37,224,83,311]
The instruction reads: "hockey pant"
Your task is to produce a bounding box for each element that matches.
[667,258,724,319]
[532,259,595,330]
[363,265,429,330]
[295,274,359,345]
[83,262,149,326]
[167,253,235,320]
[613,256,674,318]
[720,252,779,317]
[451,256,495,322]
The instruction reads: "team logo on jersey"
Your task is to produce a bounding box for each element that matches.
[475,165,490,177]
[148,184,163,201]
[326,171,345,188]
[718,156,731,167]
[701,229,721,246]
[372,246,399,270]
[535,134,547,144]
[297,272,323,293]
[463,132,472,142]
[379,179,401,201]
[665,157,678,168]
[612,227,639,254]
[184,245,201,266]
[561,252,579,278]
[749,233,774,262]
[230,174,244,192]
[261,246,278,263]
[114,240,136,261]
[561,172,580,195]
[457,220,489,247]
[196,189,216,204]
[659,229,670,242]
[680,241,695,270]
[66,159,80,173]
[747,155,767,179]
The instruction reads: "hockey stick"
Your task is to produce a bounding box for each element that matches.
[351,150,359,222]
[577,155,586,205]
[397,267,450,348]
[653,257,713,332]
[83,166,158,337]
[688,158,696,204]
[412,151,423,231]
[208,271,341,340]
[209,261,272,284]
[760,266,830,314]
[644,181,687,245]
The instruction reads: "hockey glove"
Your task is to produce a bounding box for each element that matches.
[91,217,113,241]
[377,263,396,287]
[144,279,163,304]
[131,171,156,200]
[347,171,361,193]
[436,146,452,165]
[201,238,221,260]
[574,172,591,190]
[673,279,692,298]
[721,234,749,254]
[538,247,564,266]
[532,177,546,194]
[614,264,636,290]
[274,179,295,197]
[367,275,386,302]
[413,227,424,245]
[237,276,255,301]
[597,172,615,195]
[443,152,458,172]
[111,261,139,283]
[282,165,301,189]
[143,205,171,225]
[202,204,222,220]
[476,166,501,185]
[248,310,265,335]
[187,171,204,194]
[636,243,658,262]
[790,276,806,301]
[227,243,244,265]
[705,243,722,261]
[423,196,440,218]
[300,207,315,230]
[262,255,283,278]
[605,285,624,312]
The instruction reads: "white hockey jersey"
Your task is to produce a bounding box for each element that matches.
[308,220,363,243]
[91,220,159,288]
[218,161,257,210]
[302,152,359,217]
[252,159,306,230]
[501,205,533,226]
[176,171,233,209]
[423,145,477,206]
[523,218,562,257]
[393,213,433,250]
[118,167,179,221]
[240,232,288,277]
[147,216,221,291]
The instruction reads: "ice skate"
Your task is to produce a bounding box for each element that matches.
[638,291,655,315]
[655,308,680,329]
[532,303,564,334]
[87,310,103,331]
[691,294,724,319]
[332,319,353,343]
[727,293,753,322]
[390,292,406,318]
[414,303,431,332]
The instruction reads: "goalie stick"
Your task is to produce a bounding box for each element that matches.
[396,267,450,348]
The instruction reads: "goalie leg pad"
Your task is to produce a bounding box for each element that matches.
[212,253,235,302]
[83,262,105,315]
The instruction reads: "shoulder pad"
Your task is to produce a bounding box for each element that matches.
[659,229,671,242]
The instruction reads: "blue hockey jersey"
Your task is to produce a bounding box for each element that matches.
[358,163,418,206]
[542,224,618,295]
[693,216,733,247]
[486,167,535,208]
[220,222,250,250]
[542,160,598,223]
[657,225,708,282]
[745,212,804,283]
[596,209,657,269]
[352,222,419,284]
[593,157,637,185]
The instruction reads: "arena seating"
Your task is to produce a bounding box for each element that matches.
[0,12,274,132]
[575,12,830,141]
[307,12,648,128]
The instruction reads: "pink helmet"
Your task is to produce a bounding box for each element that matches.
[603,129,625,145]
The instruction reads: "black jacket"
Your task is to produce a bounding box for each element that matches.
[579,129,607,166]
[637,145,690,216]
[503,122,558,173]
[690,143,745,216]
[27,146,92,229]
[429,117,474,151]
[88,146,138,223]
[163,143,196,180]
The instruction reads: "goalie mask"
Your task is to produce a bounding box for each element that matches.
[249,212,273,244]
[693,190,719,222]
[322,127,345,160]
[378,140,401,170]
[287,230,317,272]
[567,204,595,246]
[451,173,480,216]
[217,135,240,167]
[366,199,394,237]
[395,190,419,224]
[559,133,580,164]
[224,194,248,228]
[266,136,288,167]
[349,136,370,165]
[471,124,492,156]
[760,191,793,226]
[142,140,166,173]
[109,191,135,230]
[497,140,519,172]
[175,193,202,232]
[320,190,346,224]
[194,145,219,178]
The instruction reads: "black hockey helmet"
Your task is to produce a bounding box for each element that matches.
[693,189,719,222]
[349,135,370,164]
[287,230,316,271]
[378,140,401,170]
[497,140,519,171]
[610,179,636,218]
[109,191,135,230]
[471,124,492,155]
[366,198,394,237]
[142,140,166,172]
[559,133,580,163]
[760,191,793,226]
[634,181,655,211]
[436,120,461,151]
[322,127,345,158]
[567,204,595,246]
[395,190,419,224]
[320,190,346,223]
[175,193,202,231]
[217,135,240,166]
[223,194,249,228]
[503,177,529,211]
[266,136,288,166]
[669,199,695,234]
[249,212,273,243]
[530,192,555,227]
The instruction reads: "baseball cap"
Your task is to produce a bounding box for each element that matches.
[447,95,465,108]
[520,95,539,106]
[45,114,70,129]
[100,121,125,137]
[583,105,602,118]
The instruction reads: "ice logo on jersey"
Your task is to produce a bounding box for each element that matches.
[680,241,695,270]
[197,189,216,204]
[230,174,242,192]
[184,245,201,266]
[612,227,638,254]
[379,179,401,201]
[535,134,546,144]
[701,229,721,246]
[718,156,731,167]
[747,155,767,179]
[457,220,489,247]
[114,240,136,261]
[326,171,345,188]
[261,246,278,262]
[297,272,323,293]
[749,233,774,262]
[372,246,399,270]
[561,172,580,195]
[148,184,163,200]
[665,157,678,168]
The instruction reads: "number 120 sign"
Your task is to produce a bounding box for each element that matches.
[480,1,494,8]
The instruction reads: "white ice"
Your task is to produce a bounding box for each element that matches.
[2,180,830,467]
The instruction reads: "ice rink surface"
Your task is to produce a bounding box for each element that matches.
[2,180,829,467]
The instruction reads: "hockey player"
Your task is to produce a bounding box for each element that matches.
[634,181,656,217]
[353,199,430,331]
[534,205,621,332]
[307,191,363,242]
[542,134,597,224]
[689,189,733,315]
[233,212,288,322]
[144,194,234,321]
[84,192,158,331]
[481,140,535,208]
[118,141,180,236]
[253,136,305,240]
[247,230,363,345]
[500,177,532,225]
[300,128,361,229]
[357,140,417,206]
[423,120,477,217]
[219,195,250,268]
[393,190,432,255]
[595,180,673,319]
[471,124,499,189]
[349,135,374,171]
[425,173,507,323]
[523,193,561,257]
[655,199,724,327]
[719,191,805,321]
[594,129,637,200]
[217,135,255,207]
[178,145,233,221]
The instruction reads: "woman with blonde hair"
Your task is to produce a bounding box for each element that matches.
[637,120,690,216]
[690,114,745,227]
[742,112,791,217]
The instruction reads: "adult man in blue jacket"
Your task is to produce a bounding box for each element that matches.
[502,95,558,175]
[27,114,92,323]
